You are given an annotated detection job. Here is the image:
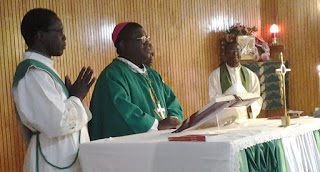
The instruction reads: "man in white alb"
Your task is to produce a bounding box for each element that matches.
[209,42,262,120]
[12,8,95,172]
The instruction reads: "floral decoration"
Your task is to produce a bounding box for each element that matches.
[224,23,270,61]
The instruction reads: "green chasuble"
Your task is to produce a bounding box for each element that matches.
[220,63,250,94]
[89,59,184,140]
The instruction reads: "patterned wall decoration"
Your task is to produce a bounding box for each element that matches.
[243,61,290,110]
[1,0,261,171]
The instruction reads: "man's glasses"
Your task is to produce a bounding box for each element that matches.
[226,49,241,54]
[136,35,150,44]
[46,28,64,35]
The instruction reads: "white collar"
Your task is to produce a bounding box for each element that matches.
[23,51,54,68]
[226,63,241,70]
[117,57,147,74]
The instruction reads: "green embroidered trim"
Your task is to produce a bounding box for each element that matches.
[33,131,81,171]
[13,59,69,97]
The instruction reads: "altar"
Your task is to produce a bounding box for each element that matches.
[79,117,320,172]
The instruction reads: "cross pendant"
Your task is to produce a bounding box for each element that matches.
[156,103,165,119]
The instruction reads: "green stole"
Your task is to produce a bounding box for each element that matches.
[13,59,79,171]
[220,63,249,94]
[13,59,69,97]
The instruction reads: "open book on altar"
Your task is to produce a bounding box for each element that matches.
[173,93,260,133]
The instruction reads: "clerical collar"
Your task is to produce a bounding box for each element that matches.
[226,63,241,70]
[117,57,147,74]
[23,51,54,68]
[26,49,51,58]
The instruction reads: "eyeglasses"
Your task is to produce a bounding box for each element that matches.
[226,49,241,54]
[46,28,64,35]
[136,35,150,44]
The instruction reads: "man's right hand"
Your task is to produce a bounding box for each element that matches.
[65,66,96,101]
[158,116,181,130]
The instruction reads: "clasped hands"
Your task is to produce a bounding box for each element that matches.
[65,66,96,101]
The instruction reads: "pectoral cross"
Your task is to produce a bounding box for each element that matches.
[156,102,166,119]
[275,52,291,126]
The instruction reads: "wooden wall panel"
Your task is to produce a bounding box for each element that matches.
[261,0,320,117]
[0,0,260,171]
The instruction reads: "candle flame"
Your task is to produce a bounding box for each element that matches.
[270,24,279,33]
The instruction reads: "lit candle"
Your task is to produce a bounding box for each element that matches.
[270,24,279,45]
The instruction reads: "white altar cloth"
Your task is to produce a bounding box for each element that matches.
[79,117,320,172]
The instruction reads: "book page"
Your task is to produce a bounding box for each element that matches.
[173,93,261,133]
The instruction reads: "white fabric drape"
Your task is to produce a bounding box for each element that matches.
[79,117,320,172]
[282,131,320,172]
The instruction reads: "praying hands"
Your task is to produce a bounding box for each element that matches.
[65,66,96,100]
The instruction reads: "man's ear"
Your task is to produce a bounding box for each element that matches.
[35,31,46,42]
[119,40,126,50]
[117,40,127,54]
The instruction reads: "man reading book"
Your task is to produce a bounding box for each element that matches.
[208,42,262,119]
[89,22,184,140]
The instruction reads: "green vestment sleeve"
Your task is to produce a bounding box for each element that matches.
[161,78,183,121]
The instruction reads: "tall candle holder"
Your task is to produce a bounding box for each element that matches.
[270,24,279,45]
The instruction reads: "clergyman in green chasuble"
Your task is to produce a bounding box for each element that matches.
[89,22,184,140]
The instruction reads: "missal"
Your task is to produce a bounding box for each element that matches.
[168,134,219,142]
[173,93,260,133]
